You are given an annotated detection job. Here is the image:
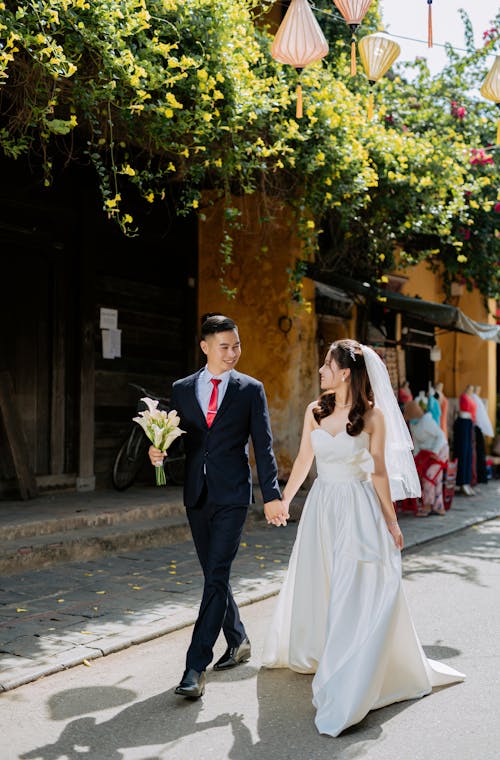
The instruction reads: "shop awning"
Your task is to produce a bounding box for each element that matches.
[310,270,500,343]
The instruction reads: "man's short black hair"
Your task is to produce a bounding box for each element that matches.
[201,314,238,340]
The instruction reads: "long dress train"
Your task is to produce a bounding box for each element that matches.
[262,428,464,737]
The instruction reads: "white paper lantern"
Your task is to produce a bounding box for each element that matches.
[358,32,401,119]
[480,56,500,144]
[332,0,374,75]
[271,0,329,118]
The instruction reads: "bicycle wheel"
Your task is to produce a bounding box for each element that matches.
[112,427,148,491]
[164,438,186,485]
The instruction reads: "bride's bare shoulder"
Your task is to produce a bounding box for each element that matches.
[304,400,320,426]
[363,406,384,433]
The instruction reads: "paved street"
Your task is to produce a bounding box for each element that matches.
[1,516,499,760]
[0,483,499,694]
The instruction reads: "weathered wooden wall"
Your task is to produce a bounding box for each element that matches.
[0,158,198,496]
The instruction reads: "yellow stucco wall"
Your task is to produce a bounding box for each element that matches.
[198,193,318,475]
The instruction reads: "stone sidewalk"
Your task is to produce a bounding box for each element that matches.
[1,483,499,692]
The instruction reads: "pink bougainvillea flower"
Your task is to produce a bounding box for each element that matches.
[470,148,494,165]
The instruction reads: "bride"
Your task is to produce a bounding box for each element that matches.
[262,340,464,737]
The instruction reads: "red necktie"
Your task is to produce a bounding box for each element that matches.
[206,378,221,428]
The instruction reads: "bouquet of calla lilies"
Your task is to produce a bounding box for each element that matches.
[133,397,185,485]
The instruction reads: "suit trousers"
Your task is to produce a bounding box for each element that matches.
[185,486,248,672]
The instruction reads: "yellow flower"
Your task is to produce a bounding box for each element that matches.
[192,199,199,208]
[306,220,315,229]
[121,164,135,176]
[145,192,154,203]
[123,214,133,224]
[166,92,183,109]
[457,254,468,263]
[105,194,121,209]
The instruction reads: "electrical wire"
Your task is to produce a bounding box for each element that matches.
[272,1,499,59]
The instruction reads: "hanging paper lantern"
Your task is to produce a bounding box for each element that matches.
[332,0,374,76]
[427,0,433,48]
[480,56,500,144]
[358,33,401,119]
[271,0,329,119]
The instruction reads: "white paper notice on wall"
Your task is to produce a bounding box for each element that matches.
[102,328,122,359]
[100,307,118,330]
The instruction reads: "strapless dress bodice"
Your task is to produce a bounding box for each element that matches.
[311,428,374,483]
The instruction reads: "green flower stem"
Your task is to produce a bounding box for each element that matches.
[155,464,166,487]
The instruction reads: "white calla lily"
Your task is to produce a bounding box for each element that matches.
[132,398,186,487]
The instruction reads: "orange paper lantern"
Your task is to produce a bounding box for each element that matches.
[332,0,374,75]
[358,33,401,119]
[271,0,329,118]
[480,56,500,144]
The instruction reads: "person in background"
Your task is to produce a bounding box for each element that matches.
[427,385,441,427]
[397,380,413,410]
[472,385,493,485]
[453,385,477,496]
[435,382,448,439]
[415,390,428,411]
[404,400,449,516]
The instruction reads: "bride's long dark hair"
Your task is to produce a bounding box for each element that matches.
[313,340,374,436]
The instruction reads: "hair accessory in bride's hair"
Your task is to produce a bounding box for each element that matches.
[341,339,361,363]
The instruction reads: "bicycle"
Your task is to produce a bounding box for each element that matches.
[112,383,186,491]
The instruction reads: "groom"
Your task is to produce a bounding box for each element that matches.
[149,314,287,698]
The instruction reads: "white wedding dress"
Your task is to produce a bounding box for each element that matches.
[262,428,465,737]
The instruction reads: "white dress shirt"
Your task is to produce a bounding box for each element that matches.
[196,366,232,417]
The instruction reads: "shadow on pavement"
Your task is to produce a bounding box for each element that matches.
[402,518,500,588]
[20,684,242,760]
[17,671,431,760]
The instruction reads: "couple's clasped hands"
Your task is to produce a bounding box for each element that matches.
[264,499,289,527]
[149,445,290,527]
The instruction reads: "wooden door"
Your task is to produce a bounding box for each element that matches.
[0,247,77,493]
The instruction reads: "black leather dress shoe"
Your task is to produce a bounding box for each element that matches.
[213,637,251,671]
[174,669,206,698]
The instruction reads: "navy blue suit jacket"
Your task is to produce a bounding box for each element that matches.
[170,369,281,508]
